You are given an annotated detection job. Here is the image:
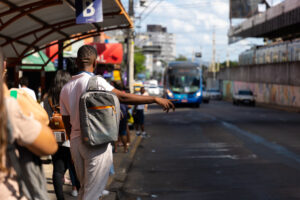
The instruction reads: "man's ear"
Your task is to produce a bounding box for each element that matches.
[93,59,97,70]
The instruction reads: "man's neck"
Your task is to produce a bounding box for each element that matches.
[79,66,93,73]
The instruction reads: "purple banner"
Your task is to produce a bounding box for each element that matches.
[76,0,103,24]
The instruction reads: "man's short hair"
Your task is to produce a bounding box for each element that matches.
[77,45,98,67]
[19,76,29,87]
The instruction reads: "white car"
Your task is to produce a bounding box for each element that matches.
[233,90,256,106]
[146,85,160,96]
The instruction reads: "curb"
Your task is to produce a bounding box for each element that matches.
[103,133,142,200]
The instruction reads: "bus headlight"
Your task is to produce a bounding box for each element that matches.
[167,89,173,98]
[196,90,202,97]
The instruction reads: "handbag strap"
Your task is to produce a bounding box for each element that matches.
[6,118,35,200]
[48,97,59,113]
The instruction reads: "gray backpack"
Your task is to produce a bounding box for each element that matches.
[79,75,120,146]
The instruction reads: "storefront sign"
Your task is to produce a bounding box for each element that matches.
[75,0,103,24]
[89,43,123,64]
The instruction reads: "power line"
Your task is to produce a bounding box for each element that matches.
[140,0,165,22]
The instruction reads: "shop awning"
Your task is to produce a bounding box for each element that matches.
[21,51,56,72]
[0,0,133,60]
[89,42,123,64]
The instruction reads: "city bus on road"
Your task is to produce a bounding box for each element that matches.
[163,61,203,107]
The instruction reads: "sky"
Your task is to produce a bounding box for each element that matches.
[121,0,284,63]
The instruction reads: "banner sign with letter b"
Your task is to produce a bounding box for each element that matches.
[75,0,103,24]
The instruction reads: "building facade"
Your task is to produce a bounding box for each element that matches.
[136,25,176,77]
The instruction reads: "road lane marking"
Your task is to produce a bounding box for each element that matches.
[185,155,239,159]
[222,121,300,164]
[183,148,230,152]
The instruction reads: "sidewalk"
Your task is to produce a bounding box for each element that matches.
[44,131,142,200]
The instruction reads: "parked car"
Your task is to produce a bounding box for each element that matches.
[233,90,256,106]
[202,88,210,103]
[207,89,222,100]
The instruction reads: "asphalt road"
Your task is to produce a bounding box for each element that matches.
[121,101,300,200]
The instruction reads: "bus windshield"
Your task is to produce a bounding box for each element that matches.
[168,69,200,93]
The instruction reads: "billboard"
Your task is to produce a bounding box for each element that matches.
[230,0,263,19]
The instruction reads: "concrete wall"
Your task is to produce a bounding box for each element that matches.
[218,62,300,108]
[206,78,220,89]
[218,62,300,86]
[222,80,300,108]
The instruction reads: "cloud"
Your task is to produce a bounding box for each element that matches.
[121,0,279,62]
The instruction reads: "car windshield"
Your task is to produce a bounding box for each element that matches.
[168,73,200,93]
[208,89,220,93]
[238,90,253,95]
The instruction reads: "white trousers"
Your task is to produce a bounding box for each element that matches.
[70,137,113,200]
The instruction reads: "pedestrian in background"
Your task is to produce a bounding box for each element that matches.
[134,87,148,138]
[113,84,129,153]
[42,70,80,199]
[19,76,37,101]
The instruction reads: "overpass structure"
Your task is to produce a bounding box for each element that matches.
[229,0,300,40]
[216,0,300,109]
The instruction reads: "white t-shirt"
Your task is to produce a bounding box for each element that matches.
[20,87,37,101]
[136,92,149,110]
[60,73,114,140]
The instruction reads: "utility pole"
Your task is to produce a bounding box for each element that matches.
[212,28,216,80]
[226,48,230,68]
[127,0,135,93]
[192,49,195,62]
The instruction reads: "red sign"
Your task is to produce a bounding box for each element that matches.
[45,42,58,62]
[88,43,123,64]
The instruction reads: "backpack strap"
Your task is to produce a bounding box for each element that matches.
[6,118,35,200]
[86,75,103,91]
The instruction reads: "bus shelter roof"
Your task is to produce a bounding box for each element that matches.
[0,0,133,60]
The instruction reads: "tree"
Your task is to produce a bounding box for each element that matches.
[134,47,146,76]
[175,54,188,61]
[220,61,239,68]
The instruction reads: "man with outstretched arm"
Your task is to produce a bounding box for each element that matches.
[60,45,174,200]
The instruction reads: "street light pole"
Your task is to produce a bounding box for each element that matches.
[127,0,135,93]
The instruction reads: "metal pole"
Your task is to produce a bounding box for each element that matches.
[226,48,230,68]
[58,40,64,70]
[212,28,216,80]
[127,0,135,93]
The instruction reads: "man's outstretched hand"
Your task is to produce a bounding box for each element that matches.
[154,97,175,113]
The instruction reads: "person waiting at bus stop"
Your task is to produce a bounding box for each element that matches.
[42,70,80,199]
[60,45,174,200]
